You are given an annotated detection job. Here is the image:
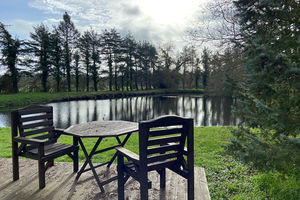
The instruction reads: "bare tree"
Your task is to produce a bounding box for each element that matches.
[188,0,241,47]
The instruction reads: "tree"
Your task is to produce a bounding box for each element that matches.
[89,30,101,91]
[58,12,79,92]
[73,50,80,92]
[101,29,121,91]
[159,43,174,70]
[51,29,63,92]
[201,47,210,89]
[148,43,158,89]
[206,47,245,95]
[78,31,91,92]
[188,0,241,47]
[0,22,22,93]
[194,58,201,89]
[136,41,157,90]
[28,24,52,92]
[227,0,300,172]
[176,46,197,89]
[122,34,137,91]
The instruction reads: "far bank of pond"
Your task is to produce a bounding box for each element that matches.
[0,95,238,128]
[0,89,203,111]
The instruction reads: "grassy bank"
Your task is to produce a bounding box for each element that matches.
[0,89,203,111]
[0,127,298,199]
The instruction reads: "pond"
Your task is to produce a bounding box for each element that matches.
[0,95,239,128]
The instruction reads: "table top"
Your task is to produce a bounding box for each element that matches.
[63,120,139,138]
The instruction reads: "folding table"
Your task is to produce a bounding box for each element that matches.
[64,120,138,192]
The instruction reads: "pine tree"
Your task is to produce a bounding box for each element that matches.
[101,29,121,91]
[228,0,300,172]
[0,22,22,93]
[58,12,79,92]
[73,50,80,92]
[121,34,137,91]
[89,30,101,91]
[50,29,63,92]
[29,24,52,92]
[78,31,91,92]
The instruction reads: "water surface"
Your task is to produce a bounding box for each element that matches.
[0,95,238,128]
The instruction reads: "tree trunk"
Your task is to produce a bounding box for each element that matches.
[114,63,118,91]
[109,55,113,91]
[65,44,71,92]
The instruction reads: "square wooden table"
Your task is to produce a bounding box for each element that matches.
[64,120,138,192]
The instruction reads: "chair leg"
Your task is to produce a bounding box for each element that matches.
[140,176,149,200]
[117,154,125,200]
[49,160,54,167]
[12,153,19,181]
[11,111,19,181]
[187,171,194,200]
[38,160,46,189]
[73,149,79,172]
[45,160,54,171]
[158,169,166,189]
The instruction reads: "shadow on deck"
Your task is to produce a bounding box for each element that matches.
[0,158,210,200]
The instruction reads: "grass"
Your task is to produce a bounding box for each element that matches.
[0,89,203,111]
[0,126,299,199]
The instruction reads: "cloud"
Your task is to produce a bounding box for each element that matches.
[8,19,36,39]
[121,4,141,16]
[28,0,204,51]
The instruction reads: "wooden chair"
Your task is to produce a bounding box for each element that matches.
[117,115,194,200]
[11,105,79,189]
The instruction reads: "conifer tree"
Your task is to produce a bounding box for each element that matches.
[0,22,22,93]
[89,30,101,91]
[228,0,300,172]
[122,34,137,91]
[101,29,121,91]
[73,50,80,92]
[58,12,79,92]
[78,31,91,92]
[51,29,63,92]
[29,24,52,92]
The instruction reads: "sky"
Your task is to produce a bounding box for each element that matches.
[0,0,209,51]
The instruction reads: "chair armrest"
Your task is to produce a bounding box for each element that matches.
[53,128,65,137]
[13,136,46,146]
[116,147,140,165]
[53,128,65,134]
[168,142,188,155]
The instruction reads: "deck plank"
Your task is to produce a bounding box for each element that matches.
[0,158,210,200]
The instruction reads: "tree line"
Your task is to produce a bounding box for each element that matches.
[1,12,229,94]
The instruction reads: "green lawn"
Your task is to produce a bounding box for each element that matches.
[0,127,299,199]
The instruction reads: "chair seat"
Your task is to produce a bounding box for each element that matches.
[28,142,77,157]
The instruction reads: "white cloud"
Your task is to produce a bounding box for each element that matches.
[28,0,207,51]
[8,19,36,39]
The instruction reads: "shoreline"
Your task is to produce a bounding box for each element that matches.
[0,89,203,111]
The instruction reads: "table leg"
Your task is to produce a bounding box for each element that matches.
[76,137,103,179]
[77,138,105,193]
[107,133,132,168]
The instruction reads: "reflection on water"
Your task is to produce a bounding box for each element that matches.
[0,95,239,128]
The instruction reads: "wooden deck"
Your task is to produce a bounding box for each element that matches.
[0,158,210,200]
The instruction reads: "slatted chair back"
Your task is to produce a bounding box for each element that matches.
[138,115,194,172]
[15,105,56,146]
